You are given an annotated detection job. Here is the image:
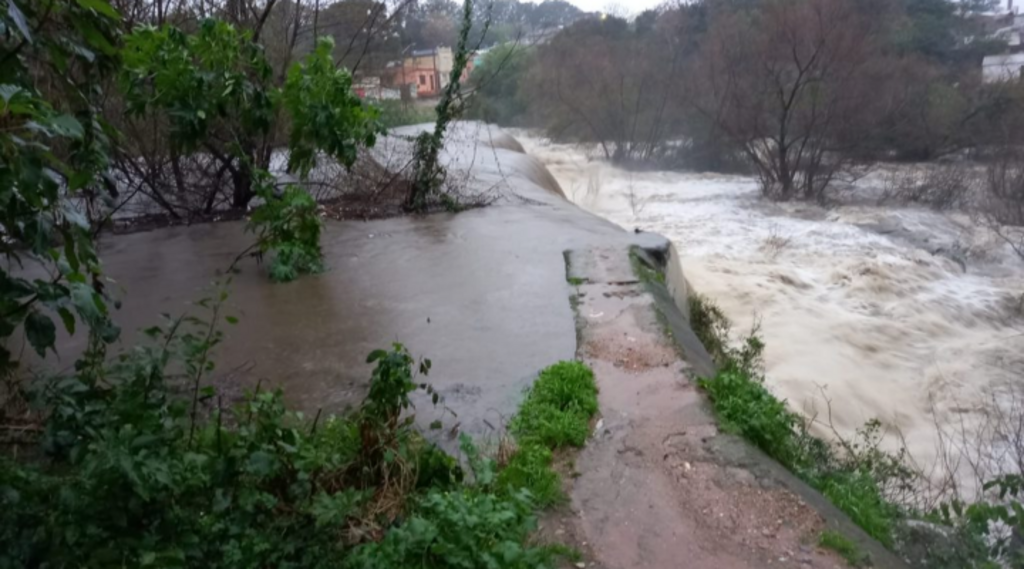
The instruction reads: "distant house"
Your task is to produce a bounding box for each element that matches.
[383,47,454,98]
[353,76,401,101]
[981,2,1024,83]
[984,53,1024,82]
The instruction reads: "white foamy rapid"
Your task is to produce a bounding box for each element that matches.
[513,131,1024,488]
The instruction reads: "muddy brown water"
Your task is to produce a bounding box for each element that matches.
[32,127,656,440]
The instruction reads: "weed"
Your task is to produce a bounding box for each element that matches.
[567,277,586,286]
[820,530,869,567]
[693,293,901,547]
[248,182,324,282]
[510,361,598,449]
[629,248,666,285]
[497,442,564,507]
[498,360,597,509]
[347,488,552,569]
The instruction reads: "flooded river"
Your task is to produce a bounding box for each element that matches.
[513,131,1024,490]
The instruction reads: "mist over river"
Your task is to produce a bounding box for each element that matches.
[513,131,1024,491]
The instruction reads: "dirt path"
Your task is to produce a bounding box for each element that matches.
[552,245,855,569]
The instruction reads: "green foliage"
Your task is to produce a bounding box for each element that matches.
[510,361,598,449]
[0,0,122,375]
[282,37,381,177]
[693,294,901,547]
[467,44,534,125]
[121,20,275,148]
[629,249,666,286]
[1,314,574,569]
[347,488,554,569]
[819,530,870,567]
[247,184,324,282]
[497,442,563,507]
[407,0,479,212]
[689,295,732,365]
[493,360,597,509]
[930,475,1024,566]
[122,20,380,281]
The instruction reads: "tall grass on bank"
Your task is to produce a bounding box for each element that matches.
[689,293,1024,567]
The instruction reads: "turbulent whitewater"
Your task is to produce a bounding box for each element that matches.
[513,131,1024,489]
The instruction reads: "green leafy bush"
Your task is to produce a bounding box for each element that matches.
[347,489,553,569]
[248,184,324,282]
[0,317,570,568]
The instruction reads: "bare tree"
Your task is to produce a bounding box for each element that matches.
[693,0,891,202]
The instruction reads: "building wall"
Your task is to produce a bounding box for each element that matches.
[983,53,1024,82]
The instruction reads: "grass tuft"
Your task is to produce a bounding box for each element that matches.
[510,361,598,449]
[819,530,870,567]
[499,360,598,507]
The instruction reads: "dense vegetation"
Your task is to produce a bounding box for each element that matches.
[0,312,595,567]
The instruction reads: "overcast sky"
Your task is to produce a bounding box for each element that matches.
[564,0,665,16]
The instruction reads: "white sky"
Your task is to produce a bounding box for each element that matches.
[563,0,664,15]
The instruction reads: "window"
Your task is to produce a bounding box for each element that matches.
[419,75,426,86]
[429,75,435,90]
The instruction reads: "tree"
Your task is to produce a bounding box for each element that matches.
[120,20,381,209]
[0,0,124,374]
[467,43,533,125]
[694,0,893,201]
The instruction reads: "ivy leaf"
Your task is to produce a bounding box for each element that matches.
[25,311,56,357]
[56,307,75,335]
[6,0,31,43]
[49,115,84,139]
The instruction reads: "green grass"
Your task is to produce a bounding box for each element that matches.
[819,530,870,567]
[628,248,666,285]
[567,277,586,286]
[691,295,901,548]
[496,443,563,507]
[499,361,598,507]
[510,361,598,449]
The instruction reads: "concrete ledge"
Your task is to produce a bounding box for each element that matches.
[631,238,910,569]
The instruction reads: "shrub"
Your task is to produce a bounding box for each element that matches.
[247,183,324,282]
[0,327,567,568]
[347,489,553,569]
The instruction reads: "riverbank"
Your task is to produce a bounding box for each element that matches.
[513,131,1024,497]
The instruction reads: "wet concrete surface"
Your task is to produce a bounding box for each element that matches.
[41,127,660,441]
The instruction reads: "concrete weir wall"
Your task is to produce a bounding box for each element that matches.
[609,240,909,569]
